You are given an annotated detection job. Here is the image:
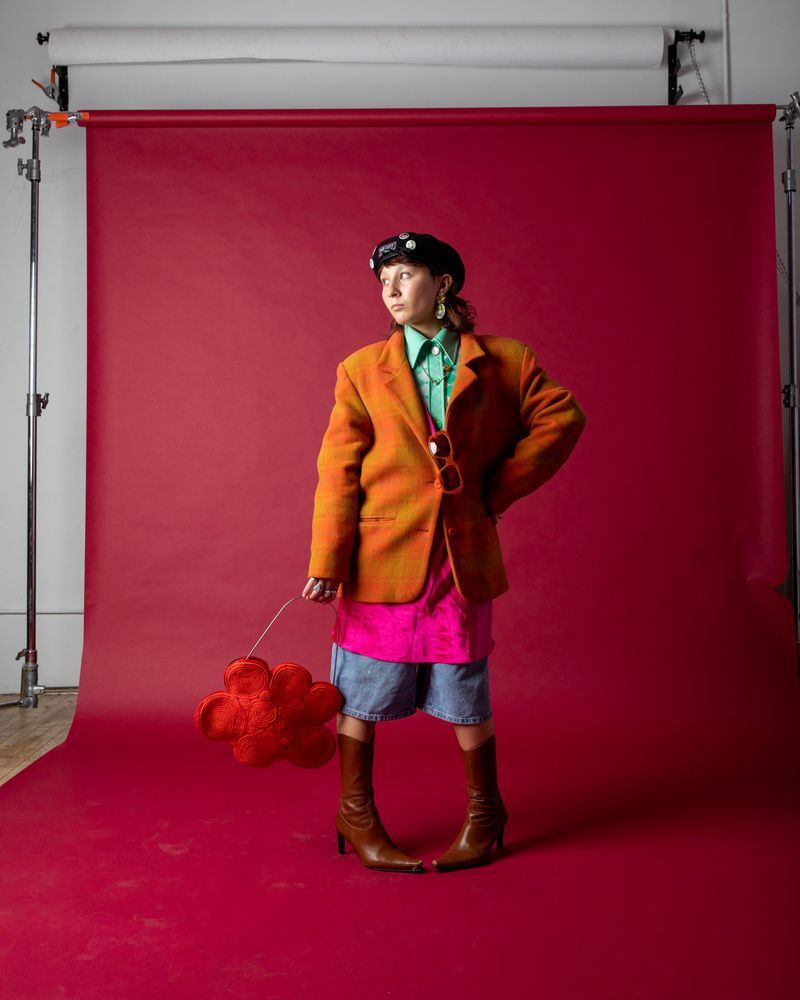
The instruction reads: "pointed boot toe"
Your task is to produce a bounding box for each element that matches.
[335,733,425,873]
[432,734,508,872]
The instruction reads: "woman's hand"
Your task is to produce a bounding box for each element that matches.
[302,577,340,604]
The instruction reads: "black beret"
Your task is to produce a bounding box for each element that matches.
[369,232,465,293]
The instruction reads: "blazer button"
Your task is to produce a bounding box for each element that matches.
[447,527,457,537]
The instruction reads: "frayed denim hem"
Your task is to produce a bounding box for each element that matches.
[419,706,493,725]
[338,707,417,723]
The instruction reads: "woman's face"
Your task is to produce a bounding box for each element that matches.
[379,261,450,335]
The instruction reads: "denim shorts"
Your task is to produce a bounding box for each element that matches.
[329,643,492,724]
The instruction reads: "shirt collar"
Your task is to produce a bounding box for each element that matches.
[403,324,460,368]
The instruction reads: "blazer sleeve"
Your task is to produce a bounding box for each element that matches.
[307,362,374,582]
[483,345,587,517]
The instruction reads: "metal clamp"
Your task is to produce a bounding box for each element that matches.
[26,392,49,417]
[667,29,706,106]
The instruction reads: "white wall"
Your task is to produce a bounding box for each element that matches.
[1,0,798,691]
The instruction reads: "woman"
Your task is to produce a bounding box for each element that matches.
[303,232,586,873]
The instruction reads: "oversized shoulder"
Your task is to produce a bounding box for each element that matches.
[341,337,389,370]
[471,334,534,362]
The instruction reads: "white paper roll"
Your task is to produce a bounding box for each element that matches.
[48,26,667,70]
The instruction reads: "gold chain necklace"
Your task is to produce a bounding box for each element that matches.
[420,337,460,386]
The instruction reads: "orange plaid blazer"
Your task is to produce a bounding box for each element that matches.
[308,328,587,602]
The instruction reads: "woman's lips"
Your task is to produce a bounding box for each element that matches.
[391,304,405,310]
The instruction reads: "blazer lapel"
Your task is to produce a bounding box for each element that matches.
[377,328,487,451]
[377,329,431,454]
[445,330,485,430]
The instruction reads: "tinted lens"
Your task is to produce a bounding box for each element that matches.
[429,432,452,458]
[440,464,462,492]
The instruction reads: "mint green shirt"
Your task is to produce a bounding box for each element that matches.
[402,324,460,431]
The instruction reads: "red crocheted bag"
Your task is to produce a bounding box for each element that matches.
[195,597,343,769]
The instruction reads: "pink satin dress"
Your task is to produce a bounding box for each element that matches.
[331,407,494,664]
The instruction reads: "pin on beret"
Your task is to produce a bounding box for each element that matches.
[369,232,465,294]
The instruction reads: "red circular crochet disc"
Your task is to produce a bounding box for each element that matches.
[269,661,312,706]
[233,732,285,768]
[223,656,270,697]
[194,691,247,741]
[274,705,304,738]
[302,682,344,724]
[287,724,337,768]
[249,699,278,728]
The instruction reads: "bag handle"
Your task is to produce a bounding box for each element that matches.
[246,596,342,682]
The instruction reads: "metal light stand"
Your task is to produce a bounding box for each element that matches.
[1,106,52,709]
[779,92,800,662]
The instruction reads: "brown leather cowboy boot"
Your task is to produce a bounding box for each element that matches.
[431,733,508,871]
[335,732,425,872]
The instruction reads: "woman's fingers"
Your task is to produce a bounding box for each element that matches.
[303,577,325,600]
[315,580,338,602]
[303,577,340,602]
[321,579,340,603]
[320,579,340,603]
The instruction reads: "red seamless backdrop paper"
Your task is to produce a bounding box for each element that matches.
[0,106,798,1000]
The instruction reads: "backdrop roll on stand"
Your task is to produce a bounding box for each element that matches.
[46,25,668,69]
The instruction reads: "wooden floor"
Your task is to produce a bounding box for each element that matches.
[0,690,79,787]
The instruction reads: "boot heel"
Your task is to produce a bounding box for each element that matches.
[497,825,505,851]
[337,831,346,855]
